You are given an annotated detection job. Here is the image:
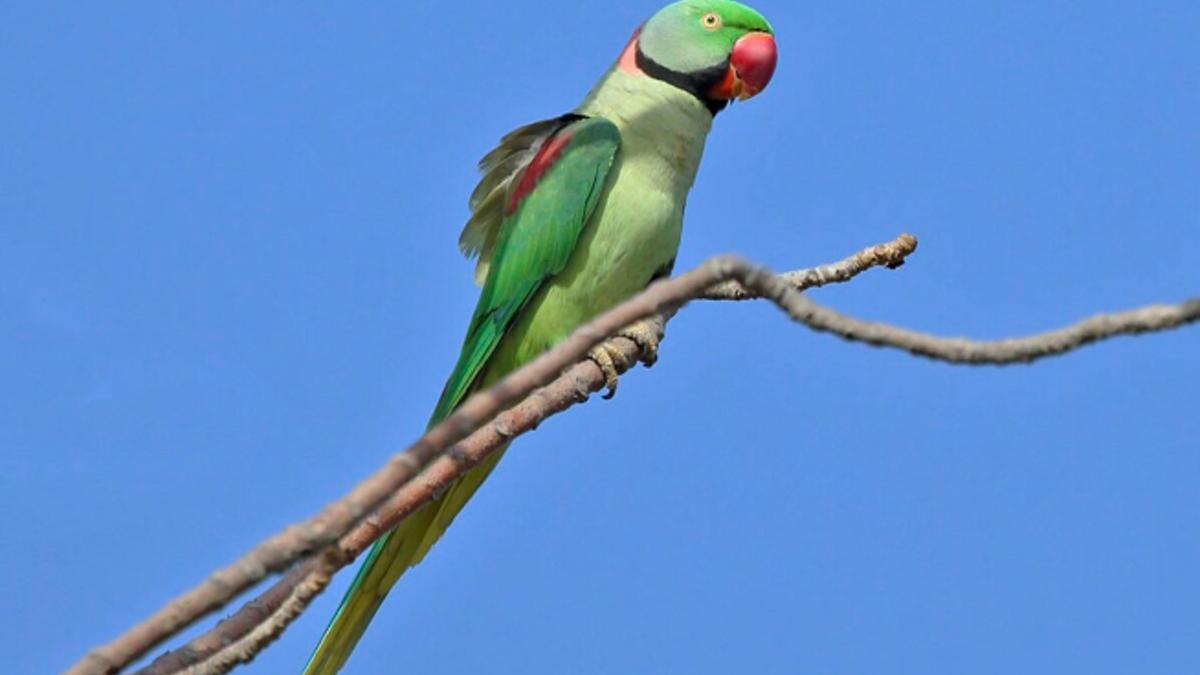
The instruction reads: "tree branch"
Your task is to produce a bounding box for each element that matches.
[777,295,1200,364]
[703,233,918,300]
[73,236,916,675]
[122,238,920,675]
[69,234,1198,674]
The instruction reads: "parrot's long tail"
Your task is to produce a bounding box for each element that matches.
[302,448,506,675]
[306,262,514,673]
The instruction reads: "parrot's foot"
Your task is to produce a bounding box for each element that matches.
[619,318,661,367]
[586,318,663,399]
[587,343,628,399]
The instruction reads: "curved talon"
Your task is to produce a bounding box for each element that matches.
[587,345,622,398]
[618,319,661,367]
[586,320,663,399]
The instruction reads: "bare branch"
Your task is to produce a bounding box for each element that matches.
[779,295,1200,364]
[703,233,919,300]
[705,231,1198,364]
[72,236,918,675]
[142,551,343,675]
[83,236,909,675]
[72,233,1198,674]
[137,338,654,675]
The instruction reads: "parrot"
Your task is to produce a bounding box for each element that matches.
[305,2,777,672]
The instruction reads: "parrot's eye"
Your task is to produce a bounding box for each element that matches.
[701,12,722,30]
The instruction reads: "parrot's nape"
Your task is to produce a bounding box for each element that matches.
[305,2,776,672]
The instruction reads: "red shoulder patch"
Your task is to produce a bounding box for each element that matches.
[506,130,574,216]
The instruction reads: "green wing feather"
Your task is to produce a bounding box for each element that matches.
[461,116,574,285]
[305,115,621,675]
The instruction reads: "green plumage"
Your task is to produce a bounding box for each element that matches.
[432,117,622,423]
[306,118,624,675]
[306,2,773,672]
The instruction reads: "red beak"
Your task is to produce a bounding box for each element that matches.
[710,32,778,101]
[732,32,777,98]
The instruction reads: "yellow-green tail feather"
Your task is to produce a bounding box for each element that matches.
[303,450,506,674]
[304,327,510,675]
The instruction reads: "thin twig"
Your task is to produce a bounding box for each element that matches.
[703,233,919,300]
[788,296,1200,364]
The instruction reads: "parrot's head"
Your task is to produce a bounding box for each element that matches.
[628,0,777,114]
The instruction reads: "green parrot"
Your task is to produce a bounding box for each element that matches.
[305,1,776,671]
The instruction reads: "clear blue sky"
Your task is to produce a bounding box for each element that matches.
[3,2,1198,673]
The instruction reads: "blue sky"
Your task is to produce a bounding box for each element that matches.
[3,2,1198,673]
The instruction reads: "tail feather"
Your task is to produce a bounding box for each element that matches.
[303,450,507,675]
[306,219,519,673]
[412,450,506,564]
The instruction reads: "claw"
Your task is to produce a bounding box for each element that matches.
[585,319,664,399]
[587,344,624,399]
[619,318,661,367]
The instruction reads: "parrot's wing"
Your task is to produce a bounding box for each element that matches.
[431,114,621,422]
[460,113,588,285]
